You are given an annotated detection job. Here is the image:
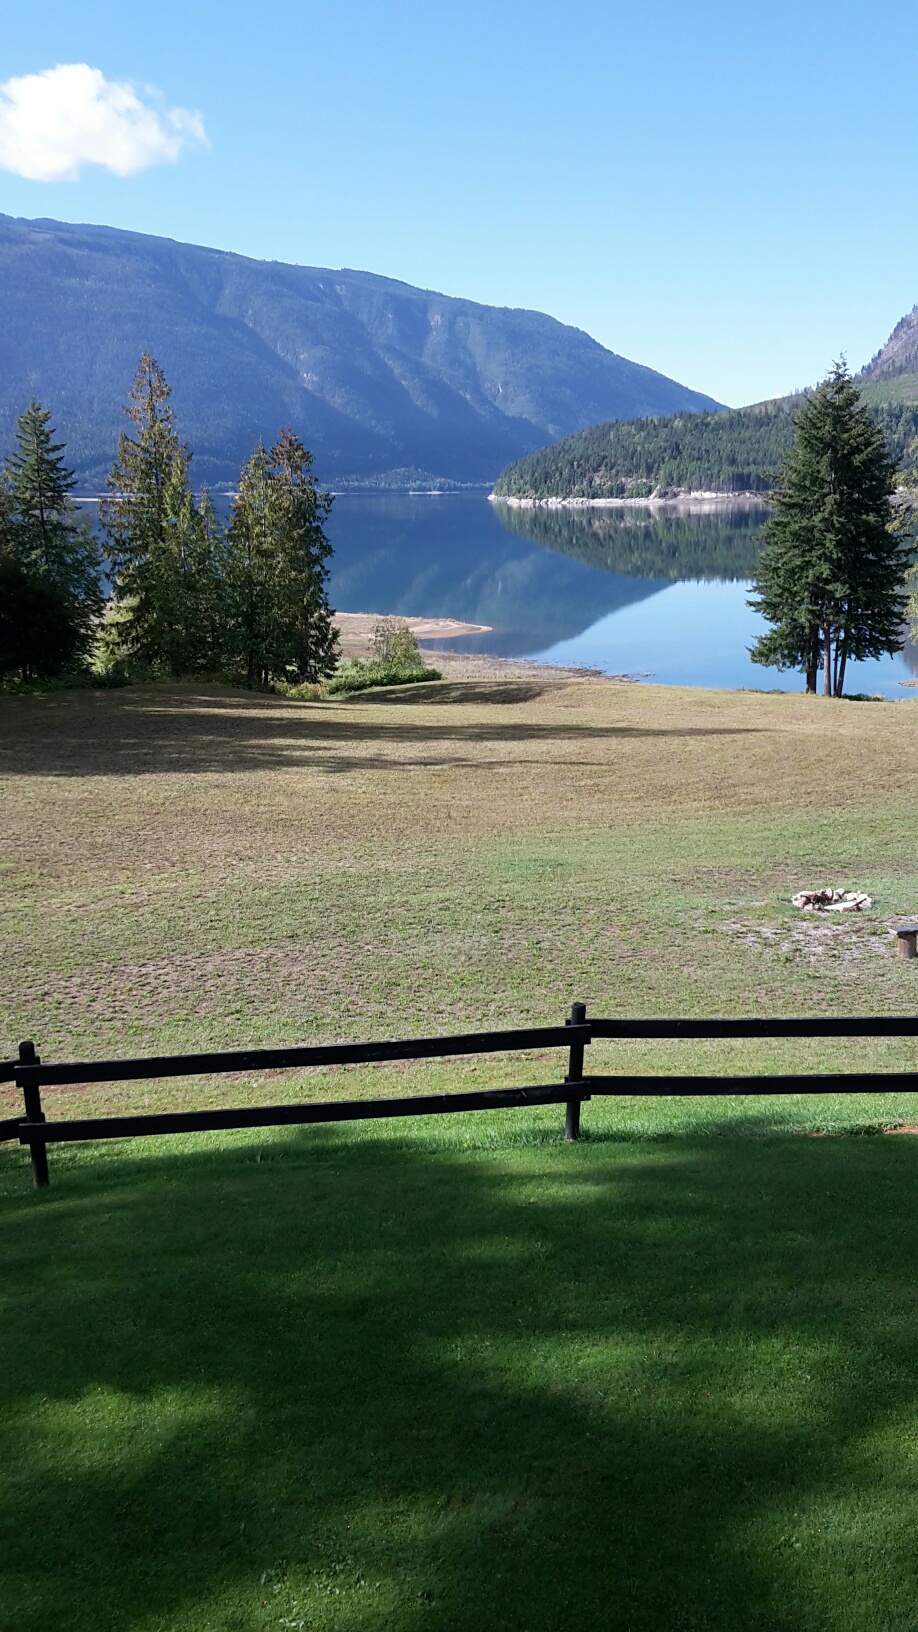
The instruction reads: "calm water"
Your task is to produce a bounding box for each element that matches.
[325,492,918,697]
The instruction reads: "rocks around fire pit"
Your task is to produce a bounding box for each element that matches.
[791,888,873,913]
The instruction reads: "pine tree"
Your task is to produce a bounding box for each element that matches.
[0,401,102,681]
[101,355,222,675]
[901,440,918,642]
[0,559,77,684]
[749,363,912,695]
[194,487,233,674]
[225,432,338,686]
[270,429,338,680]
[224,443,276,688]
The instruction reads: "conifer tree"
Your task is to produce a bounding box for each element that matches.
[225,431,338,686]
[900,440,918,643]
[194,487,233,673]
[101,355,222,675]
[749,363,912,695]
[0,401,102,681]
[271,429,338,679]
[0,559,76,684]
[224,443,276,688]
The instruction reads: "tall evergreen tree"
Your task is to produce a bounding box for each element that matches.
[0,559,77,684]
[193,487,233,674]
[749,363,912,695]
[0,401,102,681]
[271,429,338,679]
[101,355,222,675]
[225,432,338,686]
[224,443,276,689]
[900,440,918,642]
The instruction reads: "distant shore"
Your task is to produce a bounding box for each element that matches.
[490,491,771,513]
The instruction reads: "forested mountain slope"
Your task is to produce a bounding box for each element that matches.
[861,306,918,384]
[494,306,918,501]
[857,306,918,406]
[0,214,723,490]
[493,397,918,500]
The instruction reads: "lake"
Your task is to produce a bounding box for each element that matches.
[324,492,918,697]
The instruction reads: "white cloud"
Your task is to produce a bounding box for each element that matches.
[0,64,208,182]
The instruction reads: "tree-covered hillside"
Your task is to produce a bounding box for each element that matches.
[492,398,918,500]
[0,215,722,490]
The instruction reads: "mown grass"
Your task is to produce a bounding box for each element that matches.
[5,678,918,1628]
[6,1122,918,1631]
[4,678,918,1083]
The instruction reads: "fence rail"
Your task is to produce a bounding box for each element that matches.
[2,1003,917,1189]
[590,1017,918,1039]
[8,1025,590,1090]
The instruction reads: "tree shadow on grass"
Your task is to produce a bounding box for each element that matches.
[6,1127,918,1631]
[0,687,763,777]
[353,681,563,706]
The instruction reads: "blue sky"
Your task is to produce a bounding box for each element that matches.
[1,0,915,407]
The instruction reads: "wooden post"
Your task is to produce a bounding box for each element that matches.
[565,1001,587,1141]
[897,928,918,960]
[19,1040,49,1189]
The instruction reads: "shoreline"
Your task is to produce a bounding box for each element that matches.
[335,612,635,683]
[420,647,641,684]
[490,491,771,513]
[335,612,491,658]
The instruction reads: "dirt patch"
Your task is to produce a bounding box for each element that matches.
[720,917,895,966]
[422,649,638,683]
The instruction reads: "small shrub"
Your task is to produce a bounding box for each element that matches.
[324,620,440,695]
[277,679,327,701]
[90,664,131,689]
[326,661,441,696]
[371,617,424,670]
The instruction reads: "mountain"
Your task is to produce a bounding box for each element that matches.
[493,301,918,499]
[494,309,918,501]
[492,399,799,500]
[0,214,723,491]
[493,396,918,502]
[858,308,918,405]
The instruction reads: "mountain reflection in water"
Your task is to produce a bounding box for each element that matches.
[326,493,766,661]
[492,501,765,583]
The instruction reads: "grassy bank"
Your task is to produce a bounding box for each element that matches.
[5,678,918,1629]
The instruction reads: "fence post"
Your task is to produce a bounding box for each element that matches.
[19,1040,49,1189]
[564,1001,587,1141]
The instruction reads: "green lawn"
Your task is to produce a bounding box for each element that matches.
[5,679,918,1628]
[5,1116,918,1631]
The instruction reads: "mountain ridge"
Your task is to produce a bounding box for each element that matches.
[860,307,918,382]
[0,213,723,490]
[494,310,918,501]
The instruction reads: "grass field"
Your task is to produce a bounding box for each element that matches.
[5,677,918,1629]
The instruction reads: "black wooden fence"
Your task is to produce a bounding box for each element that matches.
[3,1001,918,1189]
